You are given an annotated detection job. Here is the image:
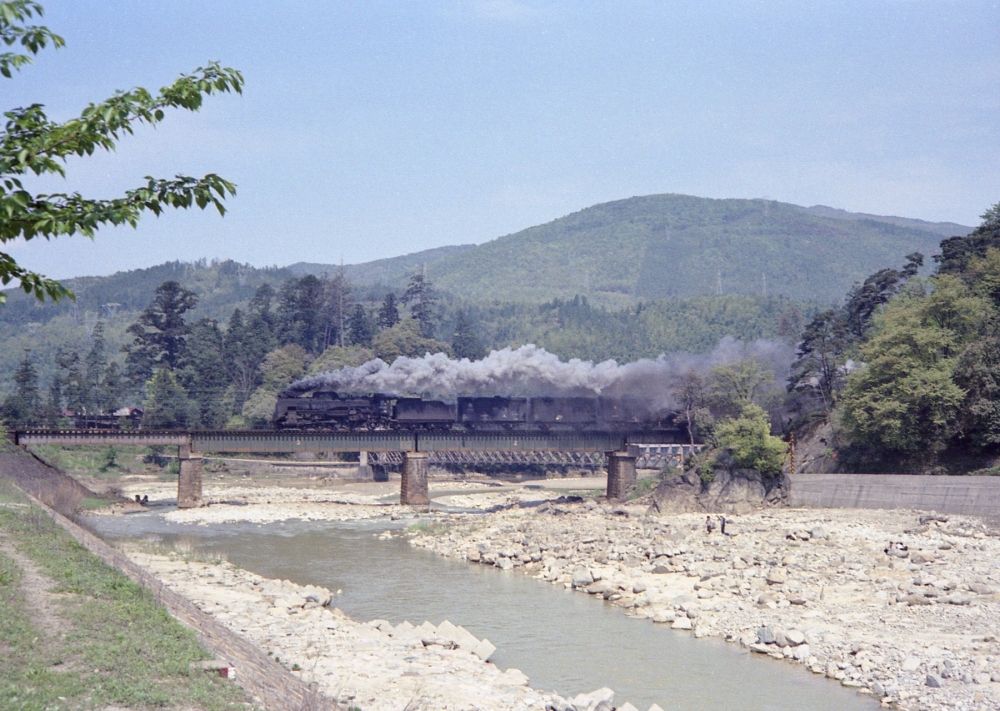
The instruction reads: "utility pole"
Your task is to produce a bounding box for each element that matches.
[717,271,722,296]
[338,257,345,348]
[763,272,767,298]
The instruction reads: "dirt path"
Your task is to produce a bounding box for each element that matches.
[0,535,64,638]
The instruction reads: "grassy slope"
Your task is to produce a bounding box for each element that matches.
[0,479,249,710]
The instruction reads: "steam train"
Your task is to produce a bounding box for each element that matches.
[272,391,680,434]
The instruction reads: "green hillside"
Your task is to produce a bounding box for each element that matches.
[307,195,967,305]
[288,244,475,284]
[799,205,970,236]
[0,193,970,397]
[430,195,964,304]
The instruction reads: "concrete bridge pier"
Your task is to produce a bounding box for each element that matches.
[400,451,430,509]
[357,450,373,480]
[177,444,203,508]
[606,451,637,501]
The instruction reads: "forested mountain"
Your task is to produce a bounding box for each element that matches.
[799,205,971,237]
[430,195,966,305]
[299,194,970,306]
[288,244,475,285]
[0,193,967,402]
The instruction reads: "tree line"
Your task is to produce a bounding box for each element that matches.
[787,201,1000,472]
[1,268,486,430]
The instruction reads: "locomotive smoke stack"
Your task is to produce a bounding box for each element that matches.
[283,338,793,410]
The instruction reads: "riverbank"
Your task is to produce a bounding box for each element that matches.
[83,470,1000,710]
[0,478,250,711]
[98,477,585,524]
[126,545,561,711]
[408,501,1000,711]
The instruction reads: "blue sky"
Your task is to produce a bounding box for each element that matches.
[6,0,999,279]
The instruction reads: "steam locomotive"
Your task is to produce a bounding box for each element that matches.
[272,391,680,434]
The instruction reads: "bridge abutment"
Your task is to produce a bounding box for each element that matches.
[606,451,637,501]
[177,444,203,508]
[400,451,429,508]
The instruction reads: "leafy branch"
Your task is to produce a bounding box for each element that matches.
[0,0,242,303]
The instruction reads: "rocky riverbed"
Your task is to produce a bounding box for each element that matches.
[408,502,1000,711]
[126,547,556,711]
[105,479,574,525]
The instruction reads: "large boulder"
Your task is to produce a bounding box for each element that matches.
[647,455,789,515]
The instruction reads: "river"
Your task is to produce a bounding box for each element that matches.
[86,511,877,711]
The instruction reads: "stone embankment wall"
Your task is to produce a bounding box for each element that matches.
[790,475,1000,517]
[14,485,337,711]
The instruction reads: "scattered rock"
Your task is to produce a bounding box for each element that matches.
[810,526,829,540]
[785,630,806,646]
[765,568,787,585]
[926,674,943,688]
[569,687,614,711]
[473,638,497,662]
[572,567,594,587]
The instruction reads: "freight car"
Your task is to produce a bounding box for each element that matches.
[273,391,679,434]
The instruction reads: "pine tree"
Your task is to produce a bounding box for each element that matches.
[123,281,198,387]
[54,348,86,414]
[277,275,327,353]
[84,321,108,411]
[348,304,375,346]
[179,318,229,428]
[402,270,437,338]
[2,351,41,427]
[378,292,400,330]
[451,309,486,360]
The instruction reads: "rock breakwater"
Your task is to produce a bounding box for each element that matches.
[409,502,1000,711]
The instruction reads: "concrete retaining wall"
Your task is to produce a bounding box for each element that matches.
[790,473,1000,517]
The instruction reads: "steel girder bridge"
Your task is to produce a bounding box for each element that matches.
[13,429,692,508]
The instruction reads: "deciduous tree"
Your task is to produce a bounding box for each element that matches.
[0,1,242,303]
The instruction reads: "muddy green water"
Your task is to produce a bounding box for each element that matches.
[86,513,876,711]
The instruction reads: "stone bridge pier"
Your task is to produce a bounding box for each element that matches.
[400,451,430,509]
[605,450,637,501]
[177,444,203,508]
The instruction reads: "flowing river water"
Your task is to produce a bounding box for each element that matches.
[85,512,877,711]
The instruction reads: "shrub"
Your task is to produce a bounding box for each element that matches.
[713,403,787,477]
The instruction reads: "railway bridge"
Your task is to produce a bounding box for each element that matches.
[13,429,692,508]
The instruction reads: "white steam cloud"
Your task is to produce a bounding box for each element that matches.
[283,338,794,412]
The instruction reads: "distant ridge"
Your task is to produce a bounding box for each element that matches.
[298,194,970,305]
[799,205,971,237]
[288,244,476,284]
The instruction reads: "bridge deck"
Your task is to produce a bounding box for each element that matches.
[15,429,686,453]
